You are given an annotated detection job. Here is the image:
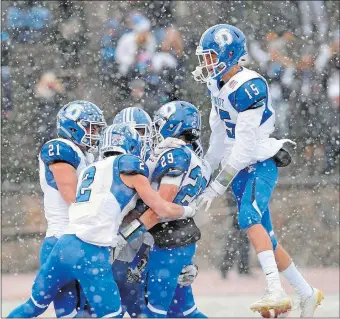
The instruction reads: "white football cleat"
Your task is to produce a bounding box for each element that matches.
[300,287,324,318]
[250,288,292,317]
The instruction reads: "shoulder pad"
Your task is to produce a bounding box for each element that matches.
[40,140,81,169]
[229,78,267,112]
[118,154,149,177]
[152,147,191,182]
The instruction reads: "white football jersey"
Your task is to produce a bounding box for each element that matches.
[204,67,292,171]
[147,145,212,208]
[66,154,148,247]
[38,138,92,238]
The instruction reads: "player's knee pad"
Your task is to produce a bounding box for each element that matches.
[238,204,262,230]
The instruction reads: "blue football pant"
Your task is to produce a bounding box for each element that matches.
[141,244,206,318]
[112,259,147,317]
[231,159,278,249]
[8,235,123,318]
[168,285,207,318]
[40,236,82,317]
[112,251,205,318]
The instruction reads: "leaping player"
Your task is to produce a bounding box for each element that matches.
[193,24,323,317]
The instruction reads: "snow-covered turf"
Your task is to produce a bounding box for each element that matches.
[3,269,339,317]
[2,294,339,318]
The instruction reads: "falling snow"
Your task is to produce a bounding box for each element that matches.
[1,1,339,318]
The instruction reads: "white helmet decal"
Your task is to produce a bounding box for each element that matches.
[214,29,233,47]
[65,104,84,121]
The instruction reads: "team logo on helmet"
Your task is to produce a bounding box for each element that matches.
[64,103,84,121]
[214,29,233,47]
[111,134,125,146]
[159,103,176,119]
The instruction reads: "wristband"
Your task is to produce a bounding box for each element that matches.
[215,164,238,190]
[120,219,147,243]
[182,206,194,218]
[210,179,228,195]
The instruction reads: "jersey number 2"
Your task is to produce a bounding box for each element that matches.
[76,166,96,202]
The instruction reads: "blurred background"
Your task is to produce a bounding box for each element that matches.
[1,0,339,283]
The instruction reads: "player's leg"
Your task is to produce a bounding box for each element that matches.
[112,258,148,318]
[39,236,83,318]
[75,237,123,318]
[39,236,58,265]
[168,285,207,318]
[112,260,130,316]
[142,244,196,318]
[260,179,324,317]
[7,239,72,318]
[233,160,291,315]
[274,244,324,316]
[237,227,251,275]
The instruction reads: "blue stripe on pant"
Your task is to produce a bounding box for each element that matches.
[142,243,205,318]
[231,159,278,249]
[8,235,123,318]
[168,285,207,318]
[40,236,81,317]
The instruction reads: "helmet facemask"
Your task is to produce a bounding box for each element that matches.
[79,119,106,152]
[118,121,149,160]
[151,117,167,149]
[193,47,226,83]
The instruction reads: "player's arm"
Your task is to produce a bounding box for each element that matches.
[40,141,81,206]
[138,147,188,227]
[49,163,78,205]
[120,176,182,243]
[121,174,188,219]
[138,175,181,229]
[204,104,227,172]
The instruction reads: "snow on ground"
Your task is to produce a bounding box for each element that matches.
[2,268,339,317]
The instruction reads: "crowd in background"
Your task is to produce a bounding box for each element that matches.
[2,1,338,179]
[0,0,338,177]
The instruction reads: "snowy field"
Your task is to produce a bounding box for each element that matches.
[2,294,340,318]
[3,269,339,318]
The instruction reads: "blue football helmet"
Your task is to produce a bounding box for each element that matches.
[100,123,143,159]
[192,24,247,83]
[57,101,106,151]
[113,107,152,155]
[153,101,201,146]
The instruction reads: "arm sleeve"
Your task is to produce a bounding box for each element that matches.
[227,104,265,171]
[204,106,228,171]
[152,148,190,182]
[119,155,149,177]
[40,141,81,169]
